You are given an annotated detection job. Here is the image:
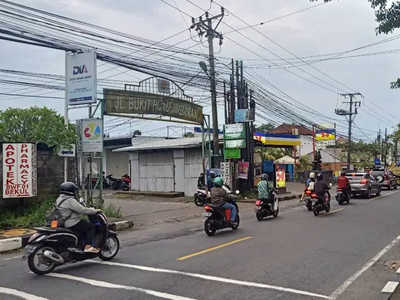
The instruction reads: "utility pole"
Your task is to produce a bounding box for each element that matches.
[335,92,362,171]
[191,8,225,167]
[384,128,388,166]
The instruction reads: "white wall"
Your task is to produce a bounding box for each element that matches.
[183,148,203,196]
[105,149,129,177]
[299,135,314,157]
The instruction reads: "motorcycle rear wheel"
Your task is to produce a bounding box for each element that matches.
[306,202,313,211]
[204,219,217,236]
[313,204,319,217]
[256,211,263,221]
[28,245,57,275]
[194,196,204,207]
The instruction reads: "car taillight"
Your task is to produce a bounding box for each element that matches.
[204,205,212,212]
[360,179,369,184]
[255,200,262,206]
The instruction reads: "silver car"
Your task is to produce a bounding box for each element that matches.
[346,172,381,199]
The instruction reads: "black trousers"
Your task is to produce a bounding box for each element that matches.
[69,219,96,247]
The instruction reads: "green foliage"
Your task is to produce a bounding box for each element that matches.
[0,198,54,230]
[183,132,195,138]
[336,141,380,168]
[0,107,77,151]
[254,123,275,132]
[103,203,122,218]
[298,155,312,172]
[255,147,286,160]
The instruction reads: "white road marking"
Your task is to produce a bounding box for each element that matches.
[4,255,22,261]
[382,281,399,293]
[397,267,400,274]
[0,287,49,300]
[45,272,197,300]
[329,233,400,299]
[87,260,332,299]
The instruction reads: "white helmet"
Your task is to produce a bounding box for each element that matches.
[309,172,315,179]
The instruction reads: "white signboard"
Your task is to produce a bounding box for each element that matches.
[57,144,76,157]
[220,162,232,188]
[66,51,97,105]
[3,143,37,198]
[81,118,103,153]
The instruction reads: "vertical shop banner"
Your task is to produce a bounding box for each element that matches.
[220,162,232,187]
[66,51,97,105]
[81,118,103,153]
[238,161,250,179]
[275,168,286,188]
[3,143,37,198]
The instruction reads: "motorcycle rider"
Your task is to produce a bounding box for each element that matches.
[337,171,351,200]
[314,173,331,205]
[210,177,238,225]
[301,172,316,201]
[56,182,102,253]
[197,173,206,188]
[257,173,275,213]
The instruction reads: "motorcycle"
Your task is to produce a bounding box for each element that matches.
[22,198,120,275]
[254,191,279,221]
[304,190,313,211]
[336,188,350,205]
[110,174,131,191]
[194,186,210,206]
[312,190,331,216]
[202,190,240,236]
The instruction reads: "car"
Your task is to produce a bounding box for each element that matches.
[346,172,381,199]
[370,167,397,190]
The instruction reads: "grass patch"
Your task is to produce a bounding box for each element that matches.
[103,203,122,218]
[0,198,54,230]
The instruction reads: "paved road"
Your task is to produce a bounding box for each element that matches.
[1,189,400,299]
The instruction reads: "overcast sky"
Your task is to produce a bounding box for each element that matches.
[0,0,399,140]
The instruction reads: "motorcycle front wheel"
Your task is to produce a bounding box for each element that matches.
[194,195,204,207]
[232,214,240,230]
[256,210,264,221]
[99,236,120,261]
[28,245,57,275]
[273,207,279,218]
[204,219,217,236]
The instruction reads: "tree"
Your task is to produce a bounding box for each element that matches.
[311,0,400,88]
[336,140,380,169]
[0,107,76,151]
[183,132,195,138]
[254,123,275,132]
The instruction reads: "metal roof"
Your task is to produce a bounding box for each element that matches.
[113,136,219,152]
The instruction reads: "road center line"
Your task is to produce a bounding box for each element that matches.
[43,272,196,300]
[177,236,252,261]
[0,287,49,300]
[329,233,400,299]
[87,260,332,299]
[320,208,343,216]
[368,190,400,202]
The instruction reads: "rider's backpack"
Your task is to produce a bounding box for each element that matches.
[44,198,71,227]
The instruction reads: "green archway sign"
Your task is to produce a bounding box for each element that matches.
[104,77,203,125]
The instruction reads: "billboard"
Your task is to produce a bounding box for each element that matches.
[315,124,336,147]
[81,118,103,153]
[3,143,37,198]
[104,89,203,124]
[224,124,245,139]
[66,51,97,105]
[234,108,255,123]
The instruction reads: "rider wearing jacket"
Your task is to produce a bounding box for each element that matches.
[314,173,331,202]
[257,173,275,212]
[337,171,351,198]
[210,177,237,225]
[56,182,101,253]
[302,172,316,200]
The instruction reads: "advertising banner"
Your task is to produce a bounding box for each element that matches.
[66,51,97,105]
[275,168,286,188]
[81,118,103,153]
[224,124,245,140]
[234,108,255,123]
[3,143,37,198]
[225,149,241,159]
[220,162,232,188]
[238,161,250,179]
[225,139,246,149]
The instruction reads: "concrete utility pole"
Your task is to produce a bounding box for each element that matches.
[191,8,225,167]
[335,92,362,171]
[384,127,388,166]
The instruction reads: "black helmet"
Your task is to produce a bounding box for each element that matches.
[316,173,323,180]
[341,171,346,176]
[60,182,78,199]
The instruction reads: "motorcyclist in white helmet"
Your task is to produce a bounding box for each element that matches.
[301,172,316,201]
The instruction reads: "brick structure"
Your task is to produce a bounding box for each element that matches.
[0,143,76,204]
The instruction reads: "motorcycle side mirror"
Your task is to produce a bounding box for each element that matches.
[235,190,240,195]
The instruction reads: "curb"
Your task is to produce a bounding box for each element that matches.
[239,194,301,203]
[0,220,134,254]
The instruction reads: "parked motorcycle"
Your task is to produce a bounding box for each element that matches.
[202,190,240,236]
[254,191,279,221]
[304,190,313,211]
[194,186,210,206]
[89,174,110,189]
[336,188,350,205]
[22,198,120,275]
[109,174,131,191]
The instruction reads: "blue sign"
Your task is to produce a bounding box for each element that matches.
[374,158,381,165]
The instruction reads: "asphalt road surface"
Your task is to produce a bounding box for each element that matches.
[2,189,400,300]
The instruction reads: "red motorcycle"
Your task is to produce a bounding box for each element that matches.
[110,174,131,191]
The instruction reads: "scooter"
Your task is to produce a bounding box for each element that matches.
[336,188,350,205]
[254,191,279,221]
[194,186,210,206]
[304,190,313,211]
[22,198,120,275]
[312,190,331,216]
[202,190,240,236]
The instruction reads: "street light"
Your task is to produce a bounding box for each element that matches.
[199,60,219,167]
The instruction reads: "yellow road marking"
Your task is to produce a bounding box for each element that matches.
[177,236,252,261]
[368,190,400,202]
[320,208,343,216]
